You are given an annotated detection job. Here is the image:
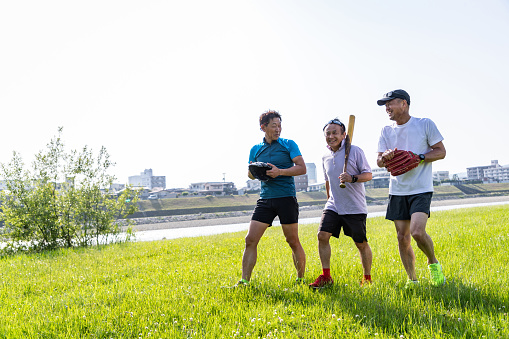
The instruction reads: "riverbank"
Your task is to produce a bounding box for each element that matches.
[126,195,509,232]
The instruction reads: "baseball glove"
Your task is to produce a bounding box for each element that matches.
[249,162,273,182]
[384,150,420,176]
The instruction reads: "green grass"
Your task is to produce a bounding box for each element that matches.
[466,183,509,193]
[1,205,508,338]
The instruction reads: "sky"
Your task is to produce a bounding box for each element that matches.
[1,0,508,189]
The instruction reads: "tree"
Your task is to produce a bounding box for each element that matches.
[0,128,139,253]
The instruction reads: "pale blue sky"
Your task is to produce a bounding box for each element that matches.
[1,0,508,189]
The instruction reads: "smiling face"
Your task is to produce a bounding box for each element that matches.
[261,117,282,143]
[385,98,410,124]
[324,123,345,152]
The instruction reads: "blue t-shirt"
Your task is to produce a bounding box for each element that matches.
[249,138,302,199]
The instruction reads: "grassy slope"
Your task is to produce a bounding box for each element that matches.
[137,183,509,212]
[0,205,508,338]
[138,191,329,212]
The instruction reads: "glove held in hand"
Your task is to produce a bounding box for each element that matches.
[384,150,420,176]
[249,162,273,182]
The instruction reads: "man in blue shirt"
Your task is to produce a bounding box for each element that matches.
[236,110,307,286]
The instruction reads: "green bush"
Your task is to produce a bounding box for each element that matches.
[0,128,139,253]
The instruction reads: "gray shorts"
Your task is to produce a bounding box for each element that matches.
[386,192,433,221]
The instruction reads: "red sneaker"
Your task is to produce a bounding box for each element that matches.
[360,278,372,286]
[308,274,333,289]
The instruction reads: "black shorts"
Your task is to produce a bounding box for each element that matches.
[251,196,299,226]
[319,209,368,243]
[386,192,433,221]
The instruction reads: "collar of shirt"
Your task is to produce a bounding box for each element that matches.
[326,139,345,153]
[263,137,282,145]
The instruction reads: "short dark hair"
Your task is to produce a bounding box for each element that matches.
[259,110,282,126]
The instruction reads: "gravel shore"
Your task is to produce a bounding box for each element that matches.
[124,195,509,232]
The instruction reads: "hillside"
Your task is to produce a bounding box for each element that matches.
[130,182,509,218]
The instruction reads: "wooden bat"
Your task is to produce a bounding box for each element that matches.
[340,115,355,188]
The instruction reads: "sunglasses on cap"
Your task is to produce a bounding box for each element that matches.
[323,119,345,131]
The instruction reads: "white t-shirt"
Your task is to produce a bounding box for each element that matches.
[377,116,444,195]
[323,144,371,215]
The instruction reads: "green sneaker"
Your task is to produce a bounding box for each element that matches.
[405,279,419,289]
[428,262,446,286]
[234,279,250,287]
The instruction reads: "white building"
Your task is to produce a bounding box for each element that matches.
[246,179,261,192]
[484,161,509,182]
[306,163,317,184]
[128,169,166,189]
[366,167,390,188]
[433,171,450,182]
[189,181,237,195]
[467,160,499,181]
[372,167,390,178]
[308,182,326,192]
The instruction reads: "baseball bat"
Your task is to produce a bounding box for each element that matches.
[339,115,355,188]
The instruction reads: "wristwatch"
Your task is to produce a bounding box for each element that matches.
[419,154,425,163]
[351,175,358,183]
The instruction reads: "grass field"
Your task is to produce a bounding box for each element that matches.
[0,205,508,338]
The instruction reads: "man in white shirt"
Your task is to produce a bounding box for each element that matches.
[376,89,446,288]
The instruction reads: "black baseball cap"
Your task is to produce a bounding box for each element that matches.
[377,89,410,106]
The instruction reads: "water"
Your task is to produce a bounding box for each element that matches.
[131,200,509,242]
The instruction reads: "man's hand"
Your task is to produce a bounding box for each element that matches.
[339,172,353,184]
[265,163,281,178]
[381,148,397,165]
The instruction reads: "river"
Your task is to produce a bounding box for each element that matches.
[130,199,509,242]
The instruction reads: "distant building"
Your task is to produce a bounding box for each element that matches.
[305,163,317,184]
[433,171,450,182]
[109,183,125,192]
[128,169,166,189]
[308,182,326,192]
[365,167,390,189]
[484,161,509,183]
[295,174,308,192]
[467,160,500,181]
[246,179,261,192]
[189,181,237,195]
